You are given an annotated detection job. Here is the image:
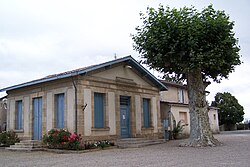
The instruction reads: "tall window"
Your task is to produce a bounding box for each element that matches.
[94,93,105,128]
[178,89,184,103]
[55,94,65,128]
[143,98,150,128]
[179,111,188,125]
[16,100,23,130]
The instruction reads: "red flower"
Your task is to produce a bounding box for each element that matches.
[62,135,68,141]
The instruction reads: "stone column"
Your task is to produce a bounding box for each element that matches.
[23,96,30,137]
[135,95,141,134]
[151,97,158,133]
[108,92,116,135]
[83,89,92,136]
[67,88,75,132]
[46,92,53,131]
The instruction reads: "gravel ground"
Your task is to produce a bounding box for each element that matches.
[1,131,250,167]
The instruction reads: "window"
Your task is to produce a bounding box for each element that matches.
[178,89,184,103]
[55,94,65,128]
[94,93,105,128]
[16,100,23,130]
[179,112,188,125]
[213,114,216,120]
[143,98,150,128]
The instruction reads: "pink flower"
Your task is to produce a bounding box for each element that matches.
[68,133,78,141]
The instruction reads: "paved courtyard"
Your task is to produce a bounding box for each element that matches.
[1,131,250,167]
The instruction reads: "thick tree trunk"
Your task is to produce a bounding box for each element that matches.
[182,69,220,147]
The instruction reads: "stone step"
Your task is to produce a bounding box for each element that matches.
[19,140,41,144]
[117,138,164,144]
[6,147,45,151]
[10,144,42,148]
[14,142,42,147]
[5,140,44,151]
[117,138,165,148]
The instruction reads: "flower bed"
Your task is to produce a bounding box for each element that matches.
[43,129,114,150]
[43,129,81,150]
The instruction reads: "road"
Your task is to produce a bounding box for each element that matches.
[0,131,250,167]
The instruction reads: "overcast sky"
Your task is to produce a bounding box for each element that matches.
[0,0,249,119]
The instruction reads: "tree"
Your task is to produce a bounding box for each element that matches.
[211,92,244,129]
[132,5,241,146]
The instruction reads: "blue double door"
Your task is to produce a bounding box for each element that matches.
[120,96,130,138]
[33,97,42,140]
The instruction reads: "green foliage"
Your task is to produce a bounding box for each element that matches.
[43,129,82,150]
[211,92,244,125]
[164,74,184,84]
[0,131,20,146]
[172,120,184,139]
[132,5,241,82]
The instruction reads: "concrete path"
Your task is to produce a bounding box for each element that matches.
[1,131,250,167]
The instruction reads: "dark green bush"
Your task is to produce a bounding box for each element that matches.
[0,131,20,146]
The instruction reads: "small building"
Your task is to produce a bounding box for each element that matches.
[208,107,220,133]
[0,56,167,141]
[160,80,219,138]
[0,96,7,132]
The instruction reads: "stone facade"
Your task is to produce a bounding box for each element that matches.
[3,57,165,141]
[160,80,219,137]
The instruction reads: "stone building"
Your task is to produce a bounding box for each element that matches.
[0,56,167,141]
[160,80,219,138]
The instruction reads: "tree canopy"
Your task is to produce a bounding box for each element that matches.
[132,5,241,82]
[212,92,244,125]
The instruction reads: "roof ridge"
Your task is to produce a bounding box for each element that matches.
[43,55,133,79]
[0,55,167,92]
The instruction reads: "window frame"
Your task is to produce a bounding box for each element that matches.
[178,89,184,103]
[15,100,23,130]
[55,93,65,129]
[143,98,151,128]
[94,92,105,128]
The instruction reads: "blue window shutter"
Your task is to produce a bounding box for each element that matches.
[33,97,42,140]
[16,101,22,129]
[94,93,104,128]
[56,94,64,128]
[143,99,150,128]
[38,97,42,140]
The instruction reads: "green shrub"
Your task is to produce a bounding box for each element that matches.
[43,129,82,150]
[0,131,20,146]
[172,120,184,139]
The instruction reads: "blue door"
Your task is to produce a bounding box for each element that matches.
[33,97,42,140]
[120,96,130,138]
